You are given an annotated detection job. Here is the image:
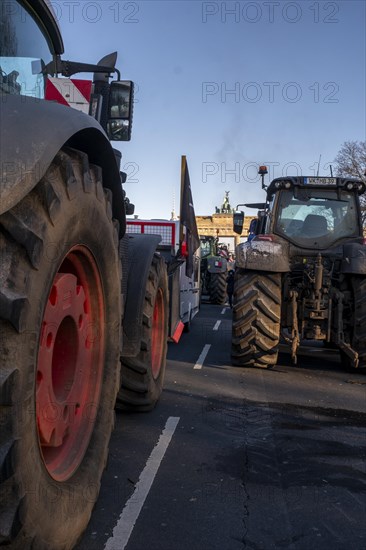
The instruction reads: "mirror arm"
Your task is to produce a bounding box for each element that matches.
[44,56,120,79]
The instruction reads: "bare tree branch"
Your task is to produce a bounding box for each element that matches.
[334,141,366,229]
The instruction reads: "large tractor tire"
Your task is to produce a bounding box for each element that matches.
[0,148,122,549]
[353,277,366,368]
[117,253,168,411]
[231,270,281,368]
[341,276,366,370]
[209,272,227,305]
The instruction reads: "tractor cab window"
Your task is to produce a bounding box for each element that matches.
[275,189,359,247]
[0,3,52,98]
[200,240,212,258]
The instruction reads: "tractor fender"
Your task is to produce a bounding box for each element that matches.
[0,95,125,233]
[342,242,366,275]
[207,256,227,273]
[235,239,290,272]
[121,233,162,357]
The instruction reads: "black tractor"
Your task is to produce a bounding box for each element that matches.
[232,172,366,370]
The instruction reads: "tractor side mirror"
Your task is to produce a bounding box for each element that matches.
[107,80,134,141]
[233,210,244,234]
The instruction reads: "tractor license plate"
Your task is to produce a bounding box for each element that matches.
[304,177,337,185]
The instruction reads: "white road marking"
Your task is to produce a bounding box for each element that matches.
[104,416,180,550]
[213,320,221,331]
[220,307,227,315]
[193,344,211,370]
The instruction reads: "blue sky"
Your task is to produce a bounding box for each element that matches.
[57,0,366,218]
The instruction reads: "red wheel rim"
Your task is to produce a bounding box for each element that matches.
[36,246,105,481]
[151,288,165,379]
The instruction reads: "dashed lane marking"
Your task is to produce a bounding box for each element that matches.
[104,416,180,550]
[220,307,227,315]
[213,320,221,331]
[194,344,211,370]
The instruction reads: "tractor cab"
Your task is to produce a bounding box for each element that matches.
[0,0,57,98]
[234,175,365,250]
[266,177,365,249]
[0,0,134,141]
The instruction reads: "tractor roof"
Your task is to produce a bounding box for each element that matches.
[267,176,365,198]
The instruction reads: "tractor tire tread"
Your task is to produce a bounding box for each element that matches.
[209,272,227,305]
[231,270,281,368]
[117,253,168,411]
[353,277,366,368]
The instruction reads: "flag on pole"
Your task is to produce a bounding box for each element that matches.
[180,156,200,277]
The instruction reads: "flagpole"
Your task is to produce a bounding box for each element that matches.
[179,155,186,246]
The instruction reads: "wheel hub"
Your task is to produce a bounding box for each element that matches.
[36,248,105,481]
[151,288,165,379]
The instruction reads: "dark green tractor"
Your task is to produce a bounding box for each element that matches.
[200,236,228,304]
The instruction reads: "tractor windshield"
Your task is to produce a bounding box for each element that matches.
[275,189,359,247]
[0,2,52,98]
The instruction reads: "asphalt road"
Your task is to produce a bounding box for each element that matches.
[77,303,366,550]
